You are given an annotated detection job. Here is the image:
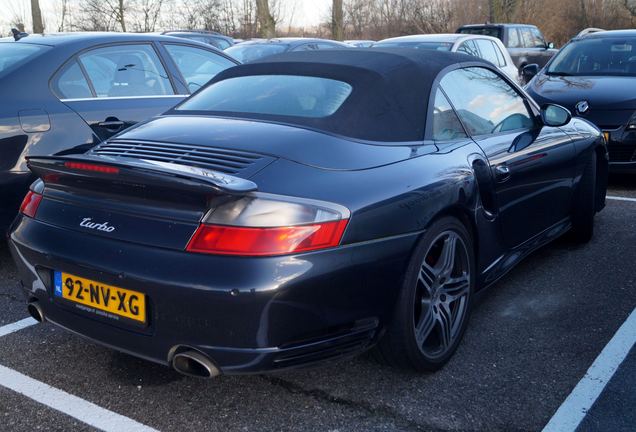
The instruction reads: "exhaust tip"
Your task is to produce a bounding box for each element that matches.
[27,302,45,323]
[172,350,220,379]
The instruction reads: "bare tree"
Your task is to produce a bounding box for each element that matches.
[31,0,44,33]
[256,0,276,37]
[57,0,69,32]
[488,0,518,22]
[332,0,344,40]
[79,0,127,31]
[132,0,166,32]
[624,0,636,23]
[411,0,453,33]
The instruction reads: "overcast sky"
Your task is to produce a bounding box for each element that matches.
[2,0,332,33]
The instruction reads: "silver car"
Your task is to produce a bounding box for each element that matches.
[374,34,520,83]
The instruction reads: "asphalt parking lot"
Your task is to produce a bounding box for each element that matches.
[0,178,634,432]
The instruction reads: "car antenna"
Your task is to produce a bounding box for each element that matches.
[11,28,29,41]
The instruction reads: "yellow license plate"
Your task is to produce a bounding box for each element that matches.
[603,131,610,142]
[54,271,146,323]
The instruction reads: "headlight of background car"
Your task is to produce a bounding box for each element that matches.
[627,112,636,130]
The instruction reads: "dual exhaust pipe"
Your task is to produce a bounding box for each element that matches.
[26,302,219,379]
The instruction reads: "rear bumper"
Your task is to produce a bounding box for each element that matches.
[9,216,418,374]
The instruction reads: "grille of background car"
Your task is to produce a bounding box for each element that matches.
[607,144,636,162]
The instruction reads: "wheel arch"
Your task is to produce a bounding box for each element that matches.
[426,205,479,265]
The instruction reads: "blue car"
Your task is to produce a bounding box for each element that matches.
[9,49,607,377]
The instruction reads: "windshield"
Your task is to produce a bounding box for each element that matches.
[547,38,636,76]
[225,44,286,63]
[176,75,353,118]
[374,41,453,51]
[0,43,49,75]
[458,27,502,39]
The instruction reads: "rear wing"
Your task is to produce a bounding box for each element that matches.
[26,154,257,194]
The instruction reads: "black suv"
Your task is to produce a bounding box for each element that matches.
[524,30,636,172]
[457,24,557,72]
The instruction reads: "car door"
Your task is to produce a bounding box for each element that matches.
[528,27,552,67]
[440,66,575,247]
[519,27,546,67]
[473,38,502,66]
[52,43,186,142]
[505,27,524,69]
[160,43,238,94]
[491,40,521,83]
[456,39,479,57]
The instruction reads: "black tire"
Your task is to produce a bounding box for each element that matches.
[570,151,597,243]
[375,217,475,372]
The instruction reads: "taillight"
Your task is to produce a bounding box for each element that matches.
[187,220,348,256]
[64,161,119,174]
[19,191,43,218]
[186,193,350,256]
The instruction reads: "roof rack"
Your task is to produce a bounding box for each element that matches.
[577,28,605,37]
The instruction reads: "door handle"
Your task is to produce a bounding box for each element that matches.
[97,120,125,130]
[494,165,511,182]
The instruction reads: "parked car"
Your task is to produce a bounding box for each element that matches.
[225,37,351,63]
[344,40,375,47]
[457,23,557,72]
[524,30,636,172]
[576,28,605,38]
[162,30,234,50]
[0,31,238,228]
[9,49,607,377]
[374,34,519,82]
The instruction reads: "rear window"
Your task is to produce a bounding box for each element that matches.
[374,41,453,51]
[225,44,286,63]
[0,43,49,75]
[176,75,353,118]
[458,27,502,40]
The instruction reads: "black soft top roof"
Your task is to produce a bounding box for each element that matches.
[201,48,490,142]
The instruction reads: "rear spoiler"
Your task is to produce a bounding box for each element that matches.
[26,154,257,193]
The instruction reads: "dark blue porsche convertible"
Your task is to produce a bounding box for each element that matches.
[9,49,607,377]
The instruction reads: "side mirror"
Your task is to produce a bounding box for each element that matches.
[521,63,540,82]
[547,42,555,49]
[541,104,571,127]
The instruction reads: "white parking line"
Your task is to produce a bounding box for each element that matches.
[0,317,37,338]
[607,195,636,203]
[542,307,636,432]
[0,364,159,432]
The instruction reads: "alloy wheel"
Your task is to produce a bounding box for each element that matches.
[413,230,471,359]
